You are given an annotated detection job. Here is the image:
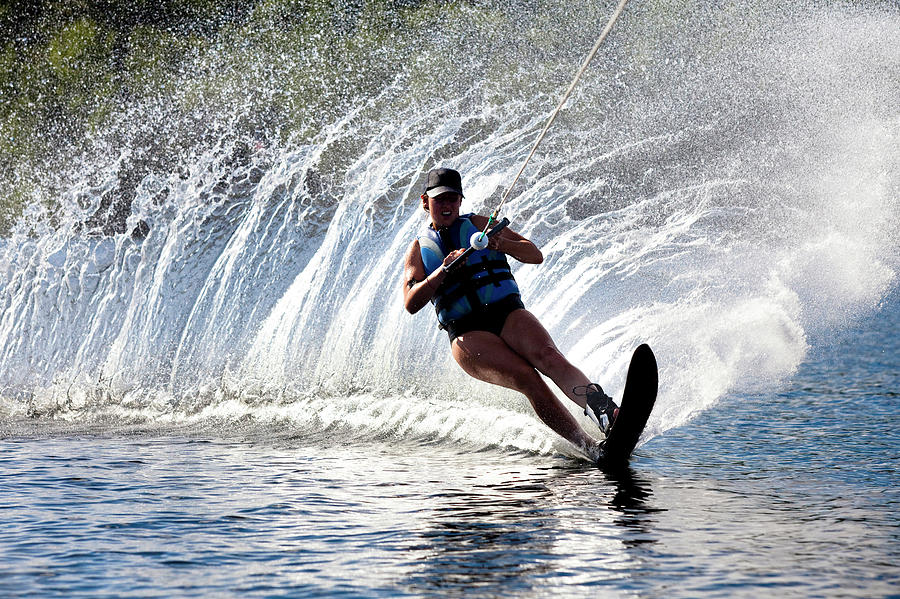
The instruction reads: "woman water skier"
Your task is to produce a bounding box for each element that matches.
[401,167,618,461]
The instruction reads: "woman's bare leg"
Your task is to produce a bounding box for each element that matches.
[451,330,600,459]
[499,309,593,408]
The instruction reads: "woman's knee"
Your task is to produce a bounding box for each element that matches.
[480,358,547,398]
[532,343,568,375]
[484,359,547,397]
[514,366,552,397]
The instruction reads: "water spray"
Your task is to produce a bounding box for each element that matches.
[445,0,629,271]
[478,0,630,238]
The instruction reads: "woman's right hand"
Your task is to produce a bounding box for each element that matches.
[442,248,466,270]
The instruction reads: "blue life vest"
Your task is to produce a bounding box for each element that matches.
[418,214,521,326]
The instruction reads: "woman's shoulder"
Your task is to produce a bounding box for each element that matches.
[467,213,489,228]
[405,236,421,256]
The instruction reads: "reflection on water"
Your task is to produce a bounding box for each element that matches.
[406,481,557,593]
[2,423,897,598]
[605,466,663,549]
[405,461,662,596]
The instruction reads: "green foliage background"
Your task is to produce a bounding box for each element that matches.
[0,0,483,234]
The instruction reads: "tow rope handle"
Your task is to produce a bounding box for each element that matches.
[443,218,510,272]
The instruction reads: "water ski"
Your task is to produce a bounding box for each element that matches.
[597,344,658,468]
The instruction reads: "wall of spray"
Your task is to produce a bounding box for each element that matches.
[1,1,897,454]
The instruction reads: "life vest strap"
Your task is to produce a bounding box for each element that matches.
[443,257,511,284]
[434,271,516,314]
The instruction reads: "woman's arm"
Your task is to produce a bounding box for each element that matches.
[470,215,543,264]
[401,239,465,314]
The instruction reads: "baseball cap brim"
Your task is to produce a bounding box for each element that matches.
[426,186,463,197]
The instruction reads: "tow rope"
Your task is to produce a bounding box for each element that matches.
[478,0,630,238]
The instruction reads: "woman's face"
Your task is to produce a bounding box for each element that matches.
[424,192,462,228]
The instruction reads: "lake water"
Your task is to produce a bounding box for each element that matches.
[2,291,897,598]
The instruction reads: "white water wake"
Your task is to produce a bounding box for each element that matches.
[1,1,897,454]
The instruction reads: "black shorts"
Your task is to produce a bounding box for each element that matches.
[443,294,525,343]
